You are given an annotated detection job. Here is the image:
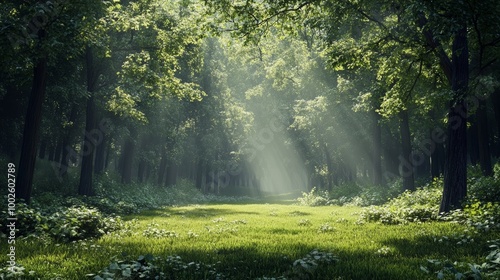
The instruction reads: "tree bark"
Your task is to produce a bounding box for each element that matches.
[323,144,333,191]
[59,105,78,178]
[157,147,168,186]
[38,139,47,159]
[137,158,146,182]
[440,25,469,213]
[430,129,443,179]
[477,100,492,176]
[17,53,48,204]
[78,47,98,196]
[195,159,203,189]
[121,137,135,184]
[54,140,63,164]
[399,110,415,191]
[93,132,107,175]
[165,161,177,187]
[491,89,500,156]
[468,115,479,165]
[372,110,383,186]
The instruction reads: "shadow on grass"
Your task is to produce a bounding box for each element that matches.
[381,233,493,258]
[130,207,261,219]
[88,241,433,280]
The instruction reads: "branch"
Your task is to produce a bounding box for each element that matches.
[355,8,388,31]
[416,12,452,85]
[404,59,423,103]
[230,1,312,39]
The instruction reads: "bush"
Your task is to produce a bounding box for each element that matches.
[359,178,443,224]
[421,239,500,279]
[0,202,44,237]
[43,205,122,242]
[296,187,330,206]
[467,176,500,203]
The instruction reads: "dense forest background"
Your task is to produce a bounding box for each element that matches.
[1,0,499,213]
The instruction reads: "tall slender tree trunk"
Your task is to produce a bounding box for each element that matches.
[59,105,78,177]
[93,132,107,175]
[78,47,98,196]
[468,116,480,165]
[48,144,55,161]
[400,110,415,191]
[491,89,500,156]
[137,159,146,183]
[430,128,443,179]
[121,136,135,184]
[477,100,492,176]
[440,25,469,213]
[195,159,203,189]
[372,110,383,186]
[54,140,63,164]
[38,139,47,159]
[165,161,177,187]
[17,52,48,204]
[323,144,333,191]
[157,149,168,186]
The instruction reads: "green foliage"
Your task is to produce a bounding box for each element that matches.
[359,179,443,224]
[0,202,123,242]
[467,163,500,203]
[296,187,329,206]
[142,223,179,239]
[0,263,32,279]
[421,239,500,279]
[88,254,162,279]
[0,202,43,237]
[43,205,122,242]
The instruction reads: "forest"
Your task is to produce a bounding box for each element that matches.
[1,0,500,279]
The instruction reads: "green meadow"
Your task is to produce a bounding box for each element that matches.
[3,202,498,279]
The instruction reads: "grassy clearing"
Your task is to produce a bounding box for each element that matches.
[2,203,499,279]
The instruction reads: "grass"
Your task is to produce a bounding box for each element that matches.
[2,202,499,279]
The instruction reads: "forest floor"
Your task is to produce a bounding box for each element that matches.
[3,202,498,279]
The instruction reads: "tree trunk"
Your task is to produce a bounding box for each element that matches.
[477,100,492,176]
[195,159,203,189]
[399,110,415,191]
[372,110,383,186]
[157,148,167,186]
[137,159,146,182]
[93,132,107,175]
[78,47,98,196]
[430,128,443,179]
[48,144,55,161]
[468,115,479,165]
[39,139,47,159]
[165,162,177,187]
[59,105,78,178]
[121,137,135,184]
[323,144,333,191]
[491,89,500,156]
[54,140,63,164]
[17,53,48,204]
[440,25,469,213]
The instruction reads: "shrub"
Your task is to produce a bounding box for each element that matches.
[43,205,122,242]
[296,187,329,206]
[467,176,500,203]
[0,202,44,237]
[88,254,163,279]
[359,178,443,224]
[421,239,500,279]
